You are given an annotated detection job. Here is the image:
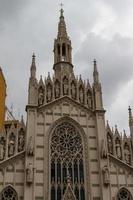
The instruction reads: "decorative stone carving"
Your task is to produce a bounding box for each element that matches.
[55,81,60,98]
[71,82,76,99]
[27,136,34,156]
[0,186,18,200]
[117,188,132,200]
[107,133,113,154]
[87,91,92,108]
[124,144,131,165]
[26,163,33,184]
[63,77,69,95]
[8,133,15,157]
[101,139,107,158]
[115,138,122,159]
[18,129,25,152]
[79,87,84,104]
[38,88,44,106]
[47,84,52,102]
[102,165,110,186]
[0,137,5,161]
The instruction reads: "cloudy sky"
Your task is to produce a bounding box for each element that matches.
[0,0,133,134]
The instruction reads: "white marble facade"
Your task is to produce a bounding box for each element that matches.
[0,8,133,200]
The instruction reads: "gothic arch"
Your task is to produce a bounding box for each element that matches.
[46,116,89,200]
[116,187,133,200]
[0,185,18,200]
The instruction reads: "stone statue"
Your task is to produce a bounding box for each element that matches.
[27,136,34,156]
[101,139,107,158]
[102,165,110,185]
[55,83,60,98]
[0,142,5,160]
[26,163,33,184]
[18,132,24,152]
[47,86,52,102]
[124,145,131,164]
[38,89,44,106]
[71,83,76,99]
[115,139,122,159]
[107,134,113,154]
[63,78,69,95]
[8,139,15,157]
[87,93,92,107]
[79,88,84,103]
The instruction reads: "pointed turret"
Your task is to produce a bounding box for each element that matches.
[28,53,38,106]
[92,59,103,110]
[0,67,6,132]
[93,59,99,84]
[30,53,36,78]
[128,106,133,145]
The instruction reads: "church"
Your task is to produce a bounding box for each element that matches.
[0,8,133,200]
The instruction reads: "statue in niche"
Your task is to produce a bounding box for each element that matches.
[27,136,34,156]
[47,85,52,102]
[63,78,69,95]
[79,87,84,104]
[101,139,107,158]
[115,139,122,159]
[71,82,76,99]
[124,144,131,164]
[8,134,15,157]
[26,163,33,184]
[107,134,113,154]
[38,88,44,106]
[102,165,110,185]
[0,138,5,160]
[55,82,60,98]
[87,91,92,107]
[18,130,25,152]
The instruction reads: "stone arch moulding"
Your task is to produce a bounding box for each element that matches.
[46,116,90,200]
[0,185,18,200]
[115,187,133,200]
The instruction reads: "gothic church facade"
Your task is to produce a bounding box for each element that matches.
[0,9,133,200]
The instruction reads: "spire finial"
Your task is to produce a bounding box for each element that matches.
[30,52,36,78]
[128,106,133,125]
[60,3,64,17]
[93,59,99,84]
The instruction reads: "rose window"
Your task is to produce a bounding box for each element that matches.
[50,122,85,200]
[117,188,132,200]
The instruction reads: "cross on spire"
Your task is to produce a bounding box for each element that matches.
[60,3,64,17]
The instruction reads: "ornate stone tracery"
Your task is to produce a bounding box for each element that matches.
[117,188,132,200]
[50,121,85,200]
[0,186,18,200]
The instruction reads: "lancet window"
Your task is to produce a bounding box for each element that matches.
[117,188,132,200]
[0,186,18,200]
[50,122,85,200]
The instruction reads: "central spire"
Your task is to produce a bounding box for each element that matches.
[53,8,72,65]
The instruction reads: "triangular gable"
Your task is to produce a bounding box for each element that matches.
[62,184,77,200]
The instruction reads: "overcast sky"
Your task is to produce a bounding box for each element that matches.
[0,0,133,134]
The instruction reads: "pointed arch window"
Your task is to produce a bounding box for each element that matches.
[117,188,132,200]
[50,122,85,200]
[0,186,18,200]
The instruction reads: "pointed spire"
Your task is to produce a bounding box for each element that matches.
[30,53,36,78]
[58,6,68,38]
[93,59,99,84]
[128,106,133,125]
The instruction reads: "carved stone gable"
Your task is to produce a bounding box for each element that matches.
[62,184,77,200]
